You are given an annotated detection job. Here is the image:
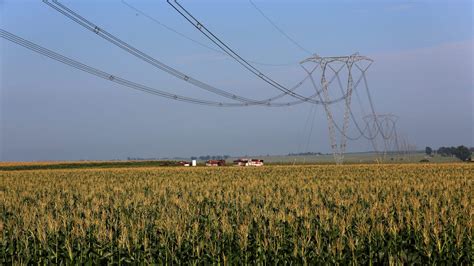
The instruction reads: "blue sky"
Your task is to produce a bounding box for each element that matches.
[1,0,473,161]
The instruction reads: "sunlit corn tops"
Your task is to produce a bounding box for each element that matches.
[0,163,472,264]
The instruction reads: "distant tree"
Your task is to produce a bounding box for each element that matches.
[454,145,471,161]
[438,146,454,157]
[425,146,433,156]
[437,146,472,161]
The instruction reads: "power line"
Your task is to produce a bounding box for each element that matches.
[248,0,312,55]
[45,0,347,107]
[0,29,284,108]
[167,0,337,104]
[357,63,390,139]
[121,0,298,67]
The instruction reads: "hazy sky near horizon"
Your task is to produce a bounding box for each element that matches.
[1,0,473,161]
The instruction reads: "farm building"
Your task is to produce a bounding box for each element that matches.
[206,160,226,166]
[233,158,264,167]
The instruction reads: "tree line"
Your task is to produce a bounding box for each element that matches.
[425,145,472,161]
[191,155,231,161]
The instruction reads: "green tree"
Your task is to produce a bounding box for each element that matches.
[454,145,471,161]
[425,146,433,156]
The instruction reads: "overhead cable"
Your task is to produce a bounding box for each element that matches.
[0,29,283,107]
[121,0,298,67]
[248,0,312,55]
[167,0,337,104]
[44,0,348,106]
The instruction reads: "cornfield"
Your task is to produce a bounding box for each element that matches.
[1,164,472,264]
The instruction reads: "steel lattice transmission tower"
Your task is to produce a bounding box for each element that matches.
[300,53,373,164]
